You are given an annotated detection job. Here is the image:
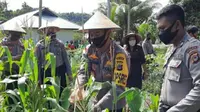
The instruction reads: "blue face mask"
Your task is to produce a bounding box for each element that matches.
[158,21,178,45]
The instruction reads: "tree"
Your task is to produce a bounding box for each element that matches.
[170,0,200,27]
[12,2,34,17]
[137,20,159,43]
[97,0,161,40]
[58,12,91,25]
[0,0,9,21]
[95,2,107,15]
[0,1,34,21]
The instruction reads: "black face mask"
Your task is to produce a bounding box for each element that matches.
[90,31,107,48]
[158,22,178,45]
[10,32,22,41]
[47,32,56,38]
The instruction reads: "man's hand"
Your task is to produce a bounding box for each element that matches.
[69,87,85,103]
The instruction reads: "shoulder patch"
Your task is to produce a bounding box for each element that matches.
[186,46,198,53]
[190,52,200,64]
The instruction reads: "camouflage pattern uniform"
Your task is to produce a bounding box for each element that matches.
[77,42,130,110]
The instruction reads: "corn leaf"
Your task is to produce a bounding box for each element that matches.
[19,49,30,74]
[49,53,56,80]
[116,88,135,102]
[60,87,71,110]
[46,97,67,112]
[3,46,12,74]
[17,76,27,108]
[48,77,60,101]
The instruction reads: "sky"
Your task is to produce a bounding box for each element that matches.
[5,0,170,14]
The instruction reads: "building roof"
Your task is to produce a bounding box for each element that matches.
[0,8,80,30]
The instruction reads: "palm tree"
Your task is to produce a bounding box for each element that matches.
[97,0,161,40]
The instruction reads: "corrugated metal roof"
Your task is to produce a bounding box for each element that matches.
[0,8,80,30]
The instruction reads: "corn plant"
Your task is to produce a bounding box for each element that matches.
[0,39,71,112]
[0,37,163,112]
[72,79,113,112]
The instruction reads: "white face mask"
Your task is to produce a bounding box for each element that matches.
[129,40,136,46]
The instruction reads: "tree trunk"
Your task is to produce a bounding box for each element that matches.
[107,0,111,18]
[127,0,130,34]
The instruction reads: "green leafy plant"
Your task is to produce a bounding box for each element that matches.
[0,38,71,112]
[142,46,167,95]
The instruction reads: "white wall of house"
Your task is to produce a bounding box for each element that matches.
[57,30,74,43]
[24,29,74,44]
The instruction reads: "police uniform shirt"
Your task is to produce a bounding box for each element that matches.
[35,38,72,75]
[159,33,200,112]
[77,41,130,110]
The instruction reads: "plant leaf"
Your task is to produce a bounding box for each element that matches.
[19,49,30,74]
[17,76,27,108]
[0,78,16,84]
[60,87,71,110]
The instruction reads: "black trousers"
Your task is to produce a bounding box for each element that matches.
[109,109,123,112]
[39,64,67,96]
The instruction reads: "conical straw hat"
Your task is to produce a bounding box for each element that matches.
[0,22,26,33]
[39,25,60,33]
[80,11,120,31]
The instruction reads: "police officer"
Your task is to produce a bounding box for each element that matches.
[0,23,25,61]
[142,32,156,56]
[187,25,199,39]
[0,24,26,90]
[35,26,72,96]
[0,23,25,70]
[157,5,200,112]
[69,11,130,112]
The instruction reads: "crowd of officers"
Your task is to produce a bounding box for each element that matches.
[1,4,200,112]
